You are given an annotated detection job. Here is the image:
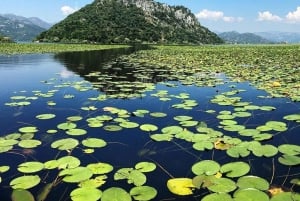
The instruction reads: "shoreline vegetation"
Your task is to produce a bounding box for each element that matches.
[0,43,130,55]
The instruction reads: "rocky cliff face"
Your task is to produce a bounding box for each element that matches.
[37,0,223,44]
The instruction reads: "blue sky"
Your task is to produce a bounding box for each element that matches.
[1,0,300,33]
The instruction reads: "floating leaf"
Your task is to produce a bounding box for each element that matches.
[283,114,300,121]
[270,192,300,201]
[10,175,41,189]
[87,162,113,174]
[57,122,77,130]
[233,188,269,201]
[130,186,157,201]
[192,160,220,176]
[278,154,300,166]
[0,166,9,173]
[140,124,158,132]
[167,178,195,196]
[161,126,183,134]
[237,176,270,191]
[220,162,250,178]
[18,139,41,148]
[11,189,35,201]
[207,178,237,193]
[135,162,156,172]
[103,125,123,132]
[150,112,167,118]
[70,188,102,201]
[51,138,79,151]
[57,156,81,169]
[59,167,93,183]
[150,134,173,141]
[128,170,147,186]
[66,128,87,136]
[36,113,56,120]
[174,115,193,121]
[101,187,132,201]
[278,144,300,155]
[119,121,139,129]
[79,175,107,188]
[44,160,59,169]
[18,126,38,133]
[82,138,107,148]
[202,193,234,201]
[18,161,44,173]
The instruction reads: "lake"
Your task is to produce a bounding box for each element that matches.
[0,46,299,201]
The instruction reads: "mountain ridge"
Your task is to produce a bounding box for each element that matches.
[36,0,223,44]
[218,31,273,44]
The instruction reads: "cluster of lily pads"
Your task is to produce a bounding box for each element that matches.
[1,45,300,201]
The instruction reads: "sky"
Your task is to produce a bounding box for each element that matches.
[0,0,300,33]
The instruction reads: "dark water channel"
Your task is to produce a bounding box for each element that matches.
[0,47,299,201]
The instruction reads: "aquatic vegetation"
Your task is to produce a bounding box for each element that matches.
[0,45,299,201]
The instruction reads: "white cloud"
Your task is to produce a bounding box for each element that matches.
[286,6,300,23]
[196,9,243,22]
[61,5,78,16]
[257,11,282,22]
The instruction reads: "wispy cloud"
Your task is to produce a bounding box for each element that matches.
[61,5,78,16]
[196,9,243,22]
[286,6,300,23]
[257,11,282,22]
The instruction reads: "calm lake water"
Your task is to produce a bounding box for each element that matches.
[0,48,299,201]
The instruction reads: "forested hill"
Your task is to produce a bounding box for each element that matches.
[36,0,223,44]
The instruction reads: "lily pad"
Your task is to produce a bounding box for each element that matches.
[59,167,93,183]
[192,160,220,176]
[103,125,123,132]
[101,187,132,201]
[167,178,195,196]
[233,188,269,201]
[207,178,237,193]
[87,162,113,174]
[220,162,250,178]
[0,166,9,173]
[150,134,173,141]
[135,162,156,172]
[237,176,269,191]
[57,156,81,169]
[161,126,183,134]
[82,138,107,148]
[66,128,87,136]
[202,193,234,201]
[10,175,41,189]
[278,154,300,166]
[18,126,38,133]
[11,189,35,201]
[270,192,300,201]
[18,139,41,148]
[18,161,44,173]
[57,122,77,130]
[36,113,56,120]
[51,138,79,151]
[278,144,300,155]
[119,121,139,128]
[70,188,102,201]
[130,186,157,201]
[140,124,158,132]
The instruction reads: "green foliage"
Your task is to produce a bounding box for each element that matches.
[36,0,223,44]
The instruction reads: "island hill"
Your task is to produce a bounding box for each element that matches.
[36,0,223,44]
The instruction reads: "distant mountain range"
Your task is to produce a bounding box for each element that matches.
[255,32,300,44]
[0,14,52,41]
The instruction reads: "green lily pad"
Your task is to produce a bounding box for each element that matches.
[51,138,79,151]
[278,154,300,166]
[130,186,157,201]
[18,139,42,148]
[251,144,278,157]
[0,165,9,173]
[270,192,300,201]
[11,189,35,201]
[57,122,77,130]
[150,134,173,141]
[173,115,193,121]
[161,126,183,134]
[101,187,132,201]
[193,141,214,151]
[57,156,81,169]
[67,116,83,122]
[192,160,220,176]
[220,162,250,178]
[36,113,56,120]
[278,144,300,155]
[265,121,287,132]
[18,126,38,133]
[238,129,260,136]
[82,138,107,148]
[128,170,147,186]
[202,193,234,201]
[167,178,195,196]
[10,175,41,189]
[87,162,113,174]
[44,160,59,169]
[79,175,107,188]
[180,120,198,127]
[70,188,102,201]
[233,188,269,201]
[207,177,237,193]
[237,176,269,191]
[103,125,123,132]
[226,145,250,158]
[119,121,139,128]
[140,124,158,132]
[18,161,44,173]
[59,167,93,183]
[283,114,300,121]
[66,128,87,136]
[135,162,156,172]
[150,112,167,118]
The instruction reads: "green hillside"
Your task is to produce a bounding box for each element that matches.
[36,0,223,44]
